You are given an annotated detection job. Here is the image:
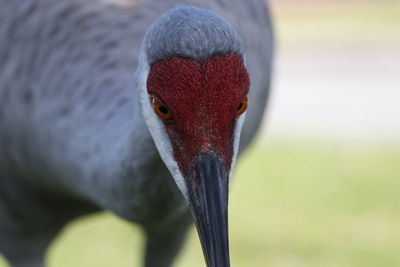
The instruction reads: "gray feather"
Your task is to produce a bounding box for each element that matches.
[144,5,245,64]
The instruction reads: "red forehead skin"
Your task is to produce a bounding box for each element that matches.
[147,54,250,177]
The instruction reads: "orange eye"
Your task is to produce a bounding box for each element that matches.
[236,96,248,116]
[150,96,173,120]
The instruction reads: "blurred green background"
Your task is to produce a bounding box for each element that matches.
[1,0,399,266]
[2,142,400,267]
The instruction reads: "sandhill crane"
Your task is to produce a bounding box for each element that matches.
[0,0,273,266]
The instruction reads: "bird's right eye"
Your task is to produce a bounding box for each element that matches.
[150,96,173,120]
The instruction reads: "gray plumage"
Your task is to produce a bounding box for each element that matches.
[144,6,244,64]
[0,0,273,266]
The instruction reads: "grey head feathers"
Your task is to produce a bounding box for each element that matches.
[143,5,245,64]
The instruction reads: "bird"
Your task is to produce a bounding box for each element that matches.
[0,0,273,266]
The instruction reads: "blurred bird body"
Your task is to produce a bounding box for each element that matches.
[0,0,273,266]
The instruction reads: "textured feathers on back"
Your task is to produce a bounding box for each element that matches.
[0,0,273,217]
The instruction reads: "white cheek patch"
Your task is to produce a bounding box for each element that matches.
[228,112,246,189]
[137,51,189,201]
[228,55,249,186]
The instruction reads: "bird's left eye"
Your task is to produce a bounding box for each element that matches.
[236,96,248,116]
[150,96,173,120]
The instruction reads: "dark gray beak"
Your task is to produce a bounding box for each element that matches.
[186,153,230,267]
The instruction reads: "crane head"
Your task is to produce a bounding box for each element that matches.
[138,6,249,267]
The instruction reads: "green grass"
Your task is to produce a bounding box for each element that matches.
[1,140,400,267]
